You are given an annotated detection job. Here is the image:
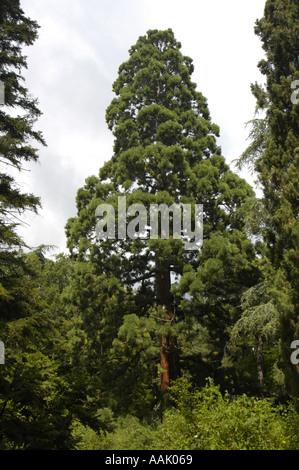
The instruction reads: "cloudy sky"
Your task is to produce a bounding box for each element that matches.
[18,0,266,255]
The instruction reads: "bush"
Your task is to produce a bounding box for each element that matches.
[73,415,154,450]
[72,378,299,450]
[150,378,299,450]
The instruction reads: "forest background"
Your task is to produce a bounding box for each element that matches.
[0,0,298,450]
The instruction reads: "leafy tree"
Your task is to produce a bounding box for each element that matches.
[237,0,299,398]
[66,28,259,416]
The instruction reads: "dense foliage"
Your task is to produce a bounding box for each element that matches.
[237,0,299,398]
[73,379,299,451]
[0,0,298,450]
[0,0,45,253]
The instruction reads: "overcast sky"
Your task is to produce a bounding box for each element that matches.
[18,0,266,255]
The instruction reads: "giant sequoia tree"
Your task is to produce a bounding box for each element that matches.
[66,29,259,413]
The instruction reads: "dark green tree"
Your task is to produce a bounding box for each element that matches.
[226,279,283,398]
[0,2,77,450]
[66,29,259,415]
[238,0,299,399]
[0,0,46,259]
[0,250,76,449]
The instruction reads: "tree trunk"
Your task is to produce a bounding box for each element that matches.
[155,253,178,392]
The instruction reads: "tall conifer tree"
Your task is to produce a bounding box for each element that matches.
[66,29,258,406]
[239,0,299,398]
[0,0,45,249]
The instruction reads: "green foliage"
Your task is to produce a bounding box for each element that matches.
[92,415,154,451]
[72,421,103,450]
[73,378,299,450]
[0,250,76,449]
[0,351,73,450]
[1,3,298,451]
[230,282,279,343]
[65,27,260,414]
[151,378,298,450]
[0,0,46,250]
[226,290,282,398]
[236,0,299,398]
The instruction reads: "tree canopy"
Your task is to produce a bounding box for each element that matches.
[0,0,298,451]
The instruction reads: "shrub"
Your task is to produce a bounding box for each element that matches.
[72,378,299,450]
[150,378,299,450]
